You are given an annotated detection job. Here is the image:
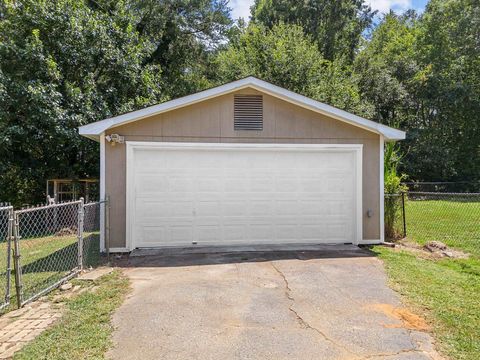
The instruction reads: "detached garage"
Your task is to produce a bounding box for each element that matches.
[79,77,405,252]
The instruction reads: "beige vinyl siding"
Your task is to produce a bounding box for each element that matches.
[105,88,381,248]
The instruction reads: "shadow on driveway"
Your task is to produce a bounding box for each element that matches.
[113,244,374,268]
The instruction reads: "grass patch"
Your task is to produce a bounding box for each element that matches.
[14,270,129,360]
[406,199,480,256]
[373,246,480,360]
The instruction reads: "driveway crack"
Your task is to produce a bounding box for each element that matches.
[364,349,427,359]
[270,262,361,359]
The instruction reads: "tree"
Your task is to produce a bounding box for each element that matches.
[354,11,419,127]
[412,0,480,183]
[0,0,232,206]
[215,23,372,117]
[251,0,376,62]
[355,2,480,185]
[126,0,232,97]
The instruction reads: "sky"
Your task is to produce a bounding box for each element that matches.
[230,0,429,21]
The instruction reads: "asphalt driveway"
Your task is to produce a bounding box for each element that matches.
[108,245,441,360]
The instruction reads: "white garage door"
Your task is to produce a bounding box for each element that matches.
[126,143,362,249]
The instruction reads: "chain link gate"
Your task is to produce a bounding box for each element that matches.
[10,199,104,308]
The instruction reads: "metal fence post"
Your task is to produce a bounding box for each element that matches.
[12,212,23,308]
[5,208,13,306]
[77,198,85,270]
[401,192,407,238]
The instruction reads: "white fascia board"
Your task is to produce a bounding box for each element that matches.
[78,77,255,139]
[78,76,406,141]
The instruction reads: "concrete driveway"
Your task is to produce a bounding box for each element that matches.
[108,245,441,360]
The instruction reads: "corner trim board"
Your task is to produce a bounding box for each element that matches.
[379,135,385,243]
[100,132,106,252]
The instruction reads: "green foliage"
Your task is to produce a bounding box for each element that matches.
[354,11,419,128]
[251,0,375,62]
[384,142,407,239]
[0,0,232,206]
[384,142,407,194]
[355,2,480,185]
[215,23,372,116]
[0,0,479,206]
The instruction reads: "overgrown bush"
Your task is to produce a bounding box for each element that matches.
[384,142,407,239]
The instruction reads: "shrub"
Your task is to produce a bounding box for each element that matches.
[384,142,407,239]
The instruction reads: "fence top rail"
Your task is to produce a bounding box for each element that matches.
[14,200,82,215]
[408,191,480,196]
[0,205,13,211]
[84,201,101,208]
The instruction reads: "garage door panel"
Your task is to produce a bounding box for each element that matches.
[299,201,328,215]
[129,145,360,248]
[196,177,222,192]
[274,200,299,215]
[196,201,221,216]
[249,200,273,214]
[222,225,246,241]
[140,226,166,244]
[248,225,273,240]
[197,226,221,242]
[222,201,248,216]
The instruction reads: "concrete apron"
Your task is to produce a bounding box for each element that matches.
[108,246,442,360]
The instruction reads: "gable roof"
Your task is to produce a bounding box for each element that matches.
[78,76,405,141]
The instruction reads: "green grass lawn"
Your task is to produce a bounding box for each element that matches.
[405,199,480,256]
[374,247,480,360]
[376,197,480,359]
[14,271,129,360]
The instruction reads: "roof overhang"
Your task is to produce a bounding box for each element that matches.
[78,76,406,142]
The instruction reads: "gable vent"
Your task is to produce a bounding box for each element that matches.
[234,95,263,130]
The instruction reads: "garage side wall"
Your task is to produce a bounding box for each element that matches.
[105,89,381,249]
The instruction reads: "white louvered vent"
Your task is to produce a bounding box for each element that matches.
[234,95,263,130]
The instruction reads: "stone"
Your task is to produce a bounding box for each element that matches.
[9,329,31,342]
[424,241,447,252]
[382,242,396,248]
[59,283,73,291]
[78,267,114,281]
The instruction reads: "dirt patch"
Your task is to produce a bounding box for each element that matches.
[391,239,469,260]
[367,303,429,331]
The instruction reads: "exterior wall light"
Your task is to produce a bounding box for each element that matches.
[105,134,124,146]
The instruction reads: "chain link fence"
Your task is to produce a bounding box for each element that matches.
[0,204,13,311]
[385,192,480,256]
[82,202,101,269]
[0,199,106,309]
[403,181,480,193]
[406,192,480,256]
[13,201,82,306]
